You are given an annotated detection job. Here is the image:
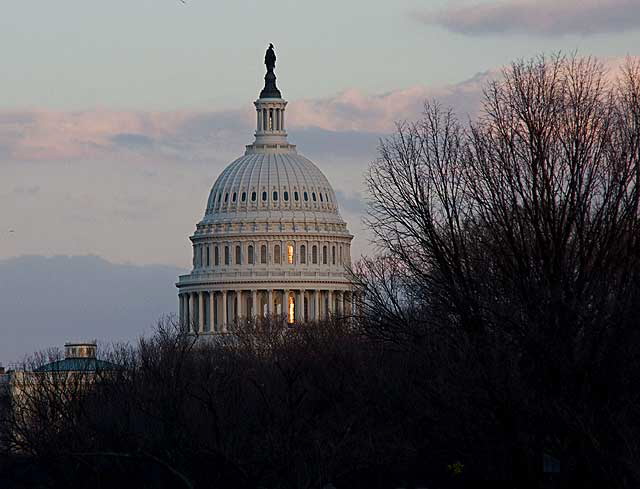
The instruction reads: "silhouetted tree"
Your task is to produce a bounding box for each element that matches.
[358,54,640,487]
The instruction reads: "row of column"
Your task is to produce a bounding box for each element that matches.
[257,107,284,132]
[178,289,357,333]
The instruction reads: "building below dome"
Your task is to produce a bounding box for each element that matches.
[176,46,356,332]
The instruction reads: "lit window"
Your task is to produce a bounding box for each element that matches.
[288,294,295,324]
[261,244,267,263]
[300,244,306,264]
[274,245,281,264]
[287,244,294,264]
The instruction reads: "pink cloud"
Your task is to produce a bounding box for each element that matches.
[0,57,634,162]
[418,0,640,37]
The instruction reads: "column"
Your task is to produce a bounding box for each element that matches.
[252,290,258,318]
[284,289,290,321]
[314,290,320,321]
[338,291,344,317]
[221,290,228,333]
[236,290,242,320]
[209,291,216,333]
[268,289,273,316]
[281,110,285,130]
[198,291,205,333]
[297,289,305,322]
[187,293,194,331]
[178,294,184,325]
[257,109,261,132]
[327,290,333,319]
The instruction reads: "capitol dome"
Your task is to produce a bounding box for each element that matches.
[177,45,354,332]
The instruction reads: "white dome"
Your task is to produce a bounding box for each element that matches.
[203,150,344,225]
[176,46,355,333]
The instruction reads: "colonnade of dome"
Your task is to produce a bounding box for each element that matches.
[176,46,355,331]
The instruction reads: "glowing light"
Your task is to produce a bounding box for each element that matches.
[287,244,294,264]
[288,294,295,323]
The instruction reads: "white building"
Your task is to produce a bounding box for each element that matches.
[176,45,354,332]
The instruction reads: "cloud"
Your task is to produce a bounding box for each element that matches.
[0,73,494,163]
[418,0,640,37]
[0,255,184,364]
[110,133,155,149]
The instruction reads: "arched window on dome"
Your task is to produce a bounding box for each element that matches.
[215,246,219,266]
[242,192,247,202]
[284,191,289,201]
[274,244,281,264]
[235,245,241,264]
[217,193,222,203]
[312,192,317,202]
[332,245,336,265]
[322,246,328,265]
[261,244,267,264]
[304,192,308,201]
[206,246,210,267]
[232,192,237,202]
[252,191,257,202]
[262,191,267,202]
[294,191,299,201]
[248,245,254,265]
[224,246,230,265]
[287,244,294,264]
[225,193,229,203]
[320,193,324,202]
[312,245,318,264]
[273,191,278,201]
[326,193,330,202]
[300,245,306,264]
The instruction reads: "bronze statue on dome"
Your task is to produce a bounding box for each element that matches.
[260,43,281,98]
[265,43,276,72]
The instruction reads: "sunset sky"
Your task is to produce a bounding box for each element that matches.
[2,0,640,361]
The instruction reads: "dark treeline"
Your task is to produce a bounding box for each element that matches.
[3,54,640,488]
[1,319,456,489]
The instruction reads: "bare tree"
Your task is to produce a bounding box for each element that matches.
[360,54,640,486]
